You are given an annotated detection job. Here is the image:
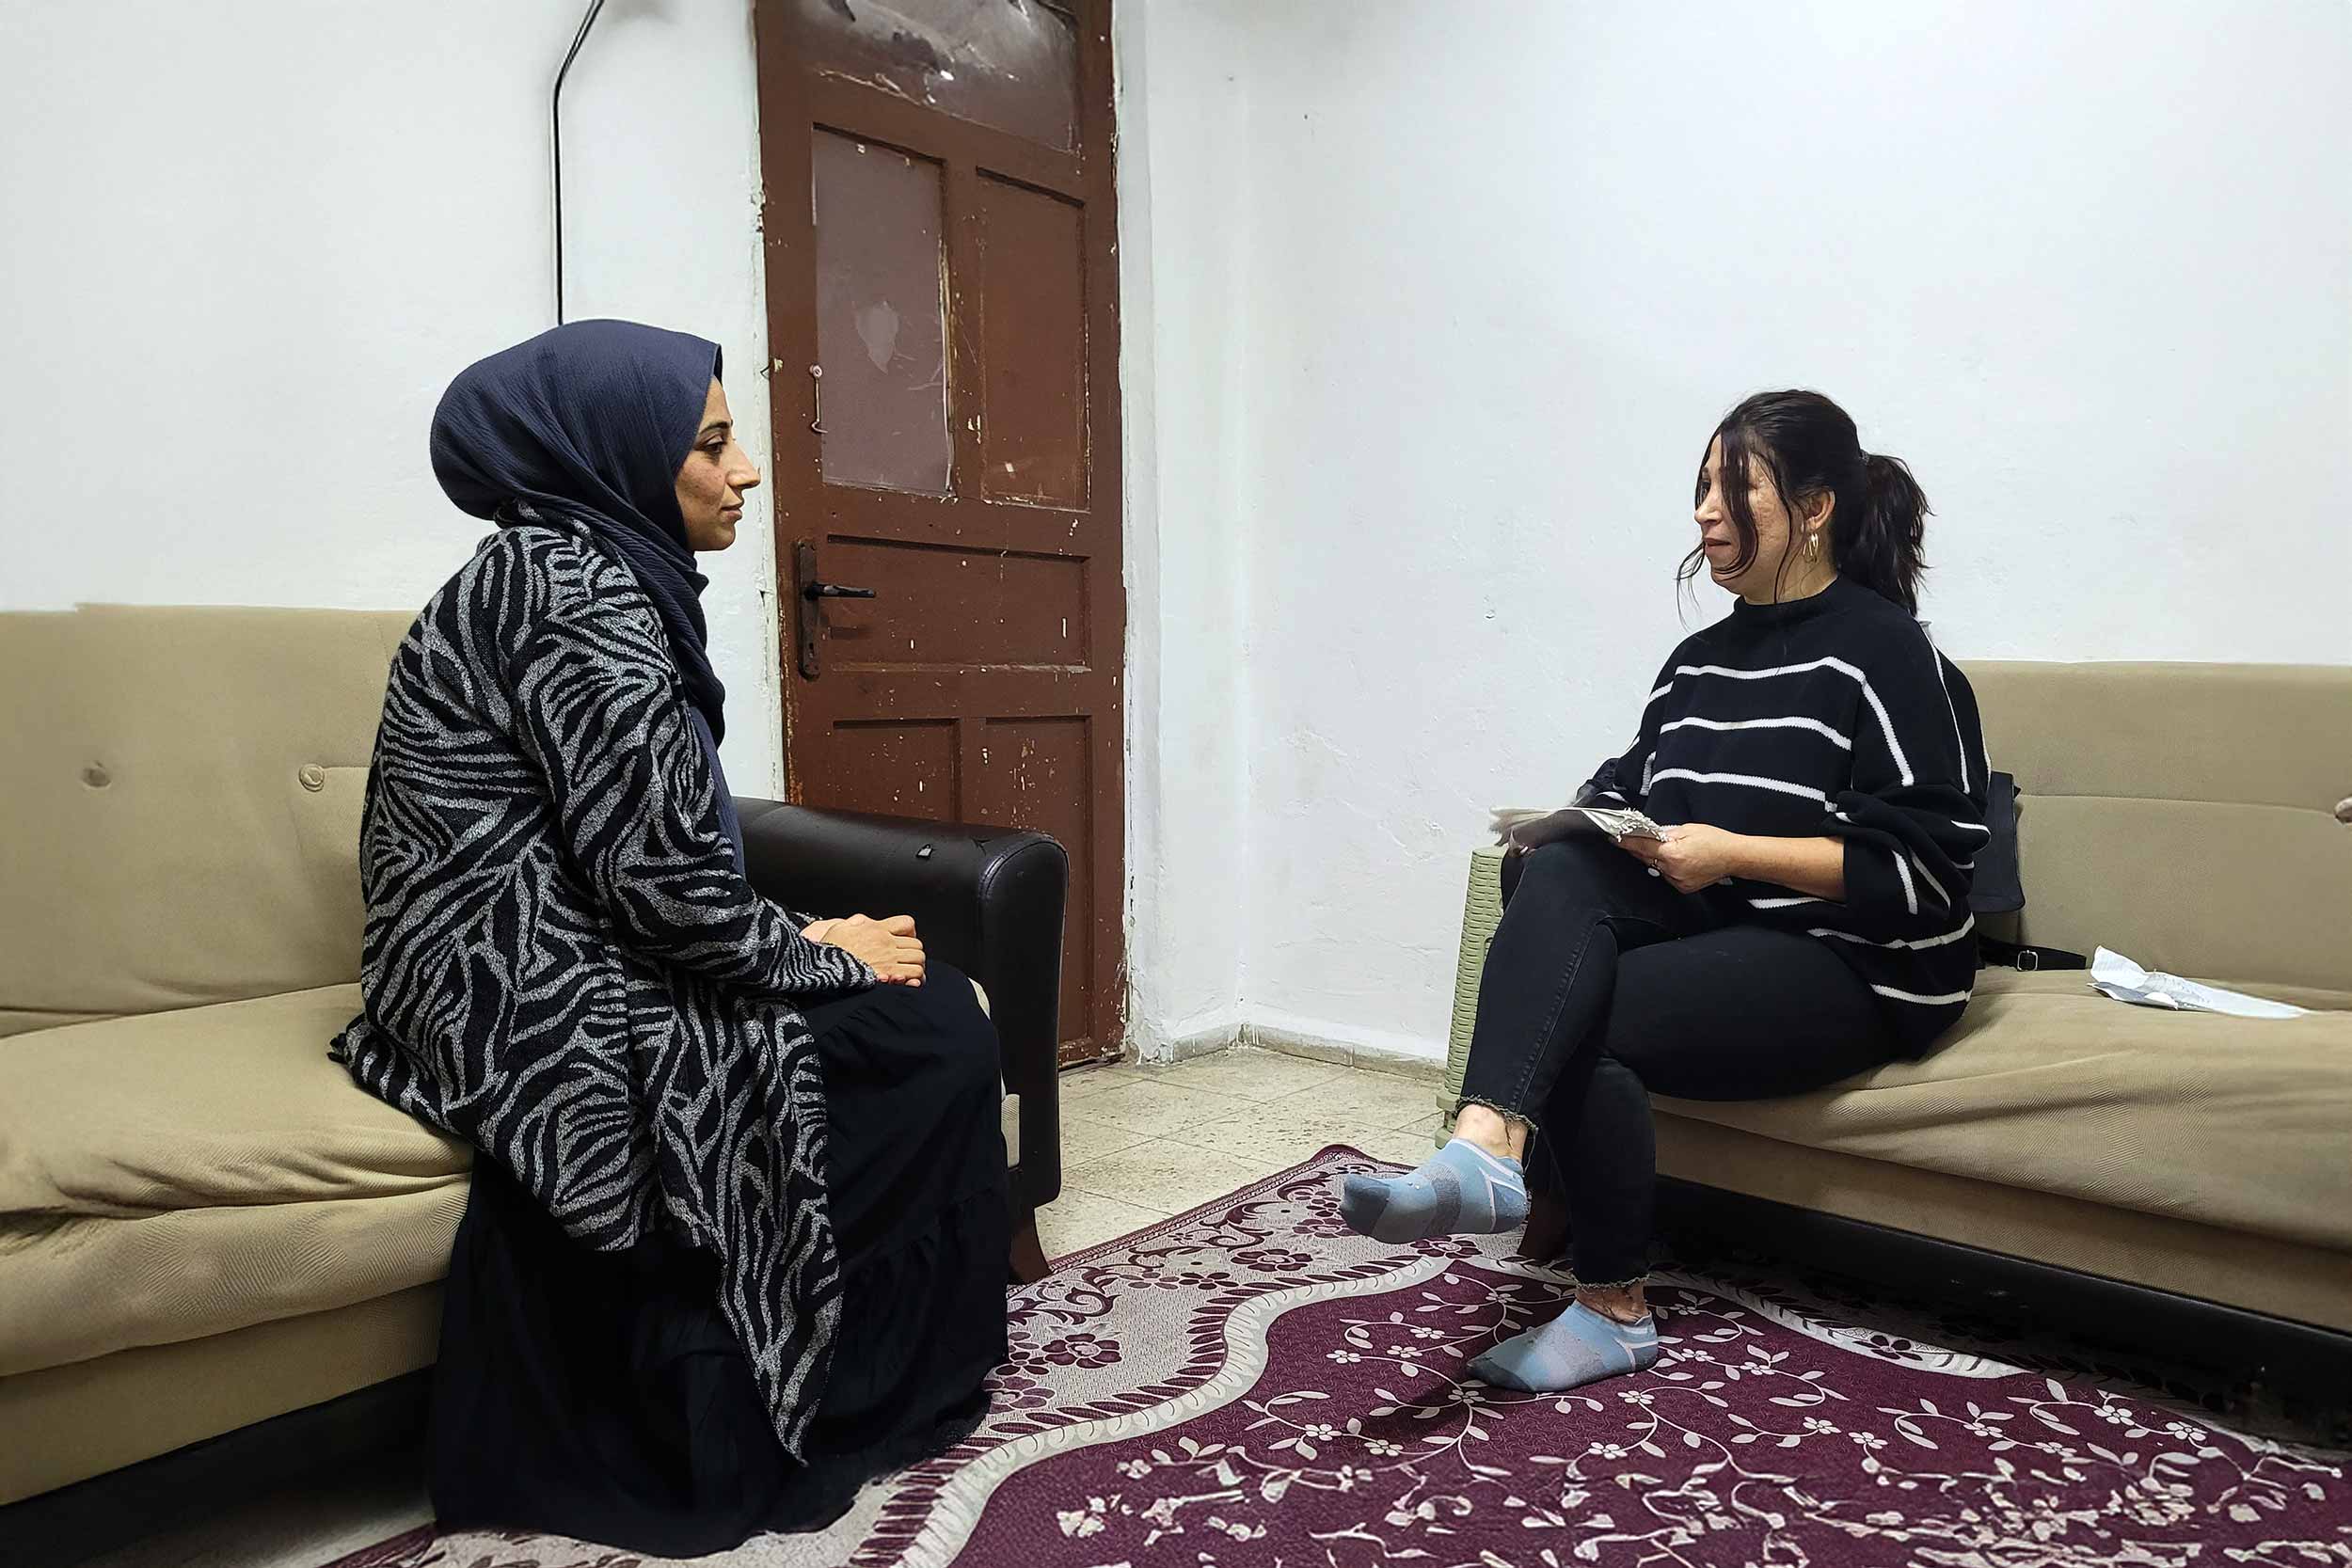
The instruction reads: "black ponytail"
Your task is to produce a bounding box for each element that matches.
[1850,451,1931,614]
[1680,389,1932,614]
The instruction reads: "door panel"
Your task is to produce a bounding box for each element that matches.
[756,0,1124,1067]
[815,538,1089,668]
[968,715,1093,1045]
[809,133,953,494]
[801,719,961,818]
[786,0,1080,150]
[977,177,1089,507]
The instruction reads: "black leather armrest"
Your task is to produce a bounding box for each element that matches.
[736,798,1069,1210]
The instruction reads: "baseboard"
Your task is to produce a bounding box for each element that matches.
[1125,1006,1448,1083]
[1166,1021,1244,1063]
[1242,1010,1445,1084]
[1127,1010,1244,1066]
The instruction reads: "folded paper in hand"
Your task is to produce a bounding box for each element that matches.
[1490,804,1667,853]
[2089,947,2308,1020]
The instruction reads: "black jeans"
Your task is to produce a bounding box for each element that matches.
[1458,838,1897,1286]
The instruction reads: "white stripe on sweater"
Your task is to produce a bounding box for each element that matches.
[1749,895,1824,909]
[1812,914,1976,951]
[1645,682,1675,706]
[1672,656,1915,785]
[1892,849,1919,916]
[1921,632,1973,793]
[1662,714,1852,750]
[1838,806,1981,839]
[1910,852,1951,910]
[1872,983,1973,1006]
[1674,658,1846,681]
[1855,677,1916,787]
[1649,768,1829,803]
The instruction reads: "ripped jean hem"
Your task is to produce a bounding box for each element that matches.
[1567,1273,1651,1292]
[1452,1095,1534,1129]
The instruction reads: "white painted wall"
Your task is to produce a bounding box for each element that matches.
[9,1,2345,1067]
[1114,1,1259,1058]
[1120,0,2352,1063]
[0,0,793,792]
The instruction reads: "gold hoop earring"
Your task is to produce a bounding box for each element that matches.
[1804,531,1821,562]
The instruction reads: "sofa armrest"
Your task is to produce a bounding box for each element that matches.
[735,798,1069,1210]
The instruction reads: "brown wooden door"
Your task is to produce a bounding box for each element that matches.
[754,0,1124,1067]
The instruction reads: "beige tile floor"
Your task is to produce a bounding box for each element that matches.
[1036,1048,1439,1259]
[74,1049,1438,1568]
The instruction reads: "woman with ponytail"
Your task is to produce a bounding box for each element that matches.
[1342,389,1986,1394]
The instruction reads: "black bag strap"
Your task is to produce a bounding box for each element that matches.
[1979,936,2088,972]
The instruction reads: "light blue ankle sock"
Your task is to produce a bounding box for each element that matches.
[1470,1301,1660,1392]
[1337,1136,1528,1244]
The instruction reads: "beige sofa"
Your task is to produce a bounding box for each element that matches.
[0,606,1066,1529]
[0,607,460,1511]
[1451,662,2352,1356]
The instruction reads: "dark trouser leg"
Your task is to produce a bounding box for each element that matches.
[1337,841,1715,1246]
[1541,926,1898,1285]
[1456,838,1717,1122]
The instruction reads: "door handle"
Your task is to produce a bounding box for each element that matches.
[792,542,876,679]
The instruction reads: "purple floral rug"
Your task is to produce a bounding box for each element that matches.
[329,1146,2348,1568]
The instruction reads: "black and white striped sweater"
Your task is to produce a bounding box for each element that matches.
[1582,578,1989,1055]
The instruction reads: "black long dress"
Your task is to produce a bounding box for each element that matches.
[427,967,1009,1557]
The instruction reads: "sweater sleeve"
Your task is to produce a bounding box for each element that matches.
[504,573,875,1004]
[1575,656,1677,808]
[1820,630,1990,936]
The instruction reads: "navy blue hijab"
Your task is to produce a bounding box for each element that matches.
[430,319,732,742]
[429,320,751,865]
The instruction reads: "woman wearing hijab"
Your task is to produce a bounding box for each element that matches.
[331,321,1008,1554]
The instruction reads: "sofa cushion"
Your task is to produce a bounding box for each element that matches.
[0,1189,464,1379]
[0,986,469,1217]
[0,985,470,1376]
[1654,1116,2352,1334]
[0,1285,443,1506]
[1653,969,2352,1254]
[1963,660,2352,993]
[0,605,415,1037]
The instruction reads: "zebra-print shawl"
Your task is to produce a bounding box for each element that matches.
[331,519,876,1455]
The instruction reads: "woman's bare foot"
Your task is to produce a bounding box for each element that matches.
[1575,1281,1649,1323]
[1453,1103,1529,1162]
